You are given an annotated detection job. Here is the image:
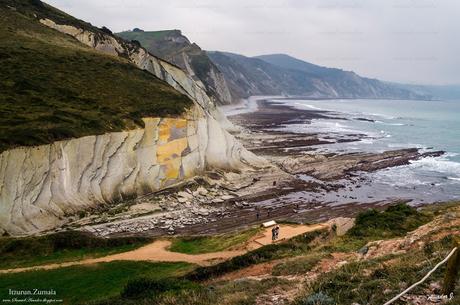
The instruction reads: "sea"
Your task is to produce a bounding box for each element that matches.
[270,98,460,204]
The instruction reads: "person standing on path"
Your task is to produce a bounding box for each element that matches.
[271,226,276,242]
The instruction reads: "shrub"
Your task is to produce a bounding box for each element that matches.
[0,231,151,265]
[347,203,431,238]
[121,277,197,299]
[186,229,328,281]
[300,292,334,305]
[100,26,113,35]
[131,39,141,47]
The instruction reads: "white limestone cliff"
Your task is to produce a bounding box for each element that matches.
[0,19,266,236]
[0,106,264,236]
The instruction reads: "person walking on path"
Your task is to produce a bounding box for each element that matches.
[271,226,276,242]
[275,225,280,240]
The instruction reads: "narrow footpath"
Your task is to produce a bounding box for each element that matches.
[0,224,328,274]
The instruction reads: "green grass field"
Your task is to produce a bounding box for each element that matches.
[0,1,192,152]
[168,228,260,254]
[0,231,151,269]
[117,29,179,49]
[0,261,195,305]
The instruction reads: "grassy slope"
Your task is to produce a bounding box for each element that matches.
[98,203,457,305]
[0,261,194,305]
[0,1,192,152]
[1,203,457,305]
[168,228,260,254]
[0,231,151,269]
[116,30,180,58]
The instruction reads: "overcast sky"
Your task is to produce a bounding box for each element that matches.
[44,0,459,85]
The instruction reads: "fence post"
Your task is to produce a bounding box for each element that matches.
[442,239,460,296]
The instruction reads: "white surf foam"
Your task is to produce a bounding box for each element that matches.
[409,156,460,176]
[294,103,324,110]
[368,113,396,120]
[375,121,406,126]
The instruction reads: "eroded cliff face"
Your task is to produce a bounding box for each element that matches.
[116,29,234,105]
[0,106,264,235]
[41,20,212,111]
[40,19,239,130]
[0,18,265,235]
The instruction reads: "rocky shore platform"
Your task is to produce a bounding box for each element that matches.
[64,98,444,238]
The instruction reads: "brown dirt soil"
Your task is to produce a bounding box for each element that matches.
[363,208,460,260]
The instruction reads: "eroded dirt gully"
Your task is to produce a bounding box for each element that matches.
[63,98,442,238]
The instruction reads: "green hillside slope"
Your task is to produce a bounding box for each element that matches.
[0,1,192,152]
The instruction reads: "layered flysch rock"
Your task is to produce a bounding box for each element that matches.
[0,105,264,236]
[0,18,265,236]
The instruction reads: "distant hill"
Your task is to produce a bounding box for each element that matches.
[117,29,233,105]
[115,29,429,103]
[390,83,460,100]
[208,52,429,101]
[255,53,334,76]
[206,51,319,99]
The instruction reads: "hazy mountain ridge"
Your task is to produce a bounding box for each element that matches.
[116,30,429,103]
[210,52,430,101]
[390,83,460,100]
[117,29,233,105]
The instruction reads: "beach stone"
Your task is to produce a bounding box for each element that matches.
[358,245,369,255]
[177,197,188,203]
[178,191,193,199]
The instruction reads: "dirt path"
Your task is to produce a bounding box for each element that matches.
[0,224,328,274]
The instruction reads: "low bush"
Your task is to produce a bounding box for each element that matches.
[300,292,334,305]
[0,231,151,268]
[121,277,198,299]
[186,229,328,281]
[272,253,328,276]
[347,203,432,238]
[169,228,260,254]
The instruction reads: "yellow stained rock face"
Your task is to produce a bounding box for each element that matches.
[158,118,188,143]
[156,118,190,181]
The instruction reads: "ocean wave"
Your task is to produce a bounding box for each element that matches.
[409,156,460,176]
[372,167,426,186]
[375,121,406,126]
[387,143,425,149]
[306,120,364,134]
[368,113,396,120]
[359,138,374,144]
[445,152,460,158]
[294,103,323,110]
